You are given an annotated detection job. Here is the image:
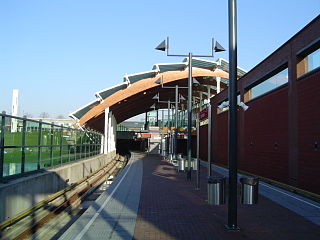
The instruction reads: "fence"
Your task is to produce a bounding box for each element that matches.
[0,112,103,180]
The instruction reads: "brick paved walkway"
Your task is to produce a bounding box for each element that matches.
[133,155,320,240]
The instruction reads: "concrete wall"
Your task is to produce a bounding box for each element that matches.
[0,151,116,222]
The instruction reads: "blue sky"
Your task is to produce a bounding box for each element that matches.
[0,0,319,119]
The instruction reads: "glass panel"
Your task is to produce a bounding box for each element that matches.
[2,117,101,176]
[251,68,288,99]
[61,146,70,163]
[1,116,101,177]
[0,116,2,134]
[76,144,82,159]
[69,130,77,161]
[90,141,94,156]
[68,147,74,162]
[5,117,22,146]
[25,120,40,146]
[40,147,51,168]
[83,142,88,158]
[41,124,52,146]
[147,110,158,126]
[53,126,61,146]
[62,128,71,146]
[308,48,320,72]
[52,147,61,166]
[76,131,83,145]
[25,147,38,172]
[3,148,22,176]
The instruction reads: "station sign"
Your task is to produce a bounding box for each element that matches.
[199,107,209,121]
[136,133,151,138]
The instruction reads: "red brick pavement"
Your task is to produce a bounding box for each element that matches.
[133,155,320,240]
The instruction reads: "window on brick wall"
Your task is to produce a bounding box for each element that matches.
[297,46,320,78]
[245,67,288,101]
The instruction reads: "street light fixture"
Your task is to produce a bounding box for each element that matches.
[155,37,225,180]
[153,77,187,162]
[152,91,185,161]
[217,101,249,111]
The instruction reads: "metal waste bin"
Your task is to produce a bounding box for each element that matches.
[178,158,185,171]
[161,139,166,157]
[184,160,194,171]
[208,176,226,205]
[172,157,178,167]
[240,177,259,204]
[192,159,198,171]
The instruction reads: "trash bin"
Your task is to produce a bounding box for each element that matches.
[208,176,226,205]
[184,159,193,171]
[174,153,182,168]
[192,159,198,171]
[172,157,178,167]
[178,158,185,171]
[161,139,166,157]
[240,177,259,204]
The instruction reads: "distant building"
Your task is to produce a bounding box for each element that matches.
[118,121,145,131]
[27,118,76,130]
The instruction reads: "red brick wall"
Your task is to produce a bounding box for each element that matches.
[195,16,320,194]
[216,112,228,165]
[243,86,289,183]
[199,125,208,161]
[297,74,320,193]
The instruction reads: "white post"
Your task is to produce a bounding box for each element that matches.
[207,104,212,177]
[216,77,221,93]
[108,111,112,153]
[100,135,104,154]
[11,89,19,132]
[104,107,110,154]
[110,113,116,152]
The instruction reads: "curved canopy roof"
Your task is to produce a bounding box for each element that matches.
[70,58,246,132]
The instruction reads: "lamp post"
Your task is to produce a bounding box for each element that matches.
[152,90,185,161]
[168,100,171,160]
[174,85,179,161]
[155,37,225,180]
[196,112,200,189]
[226,0,240,231]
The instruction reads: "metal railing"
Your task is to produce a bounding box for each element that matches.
[0,112,103,180]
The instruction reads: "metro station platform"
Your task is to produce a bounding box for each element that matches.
[59,153,320,240]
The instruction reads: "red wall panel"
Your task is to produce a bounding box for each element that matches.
[243,86,289,183]
[199,125,208,161]
[202,17,320,194]
[297,73,320,193]
[216,112,228,166]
